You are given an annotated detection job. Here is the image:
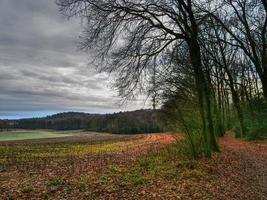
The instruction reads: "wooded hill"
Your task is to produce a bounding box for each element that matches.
[6,110,163,134]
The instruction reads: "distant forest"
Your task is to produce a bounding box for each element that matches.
[1,110,163,134]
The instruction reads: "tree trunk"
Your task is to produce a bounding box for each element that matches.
[231,89,246,138]
[226,69,246,137]
[204,80,220,151]
[188,40,219,157]
[262,71,267,101]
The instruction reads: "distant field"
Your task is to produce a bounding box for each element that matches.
[0,130,75,141]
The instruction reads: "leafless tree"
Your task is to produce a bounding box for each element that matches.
[57,0,220,156]
[205,0,267,100]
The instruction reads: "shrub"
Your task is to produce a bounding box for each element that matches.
[231,97,267,140]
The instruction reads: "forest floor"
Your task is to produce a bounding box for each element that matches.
[0,132,266,200]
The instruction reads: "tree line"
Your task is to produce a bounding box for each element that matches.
[0,120,9,131]
[56,0,267,158]
[8,110,163,134]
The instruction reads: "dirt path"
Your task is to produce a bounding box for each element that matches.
[202,133,267,200]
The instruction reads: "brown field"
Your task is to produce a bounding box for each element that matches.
[0,131,266,200]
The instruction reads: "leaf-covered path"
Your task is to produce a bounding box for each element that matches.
[202,133,267,200]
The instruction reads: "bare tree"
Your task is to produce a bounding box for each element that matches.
[57,0,220,156]
[205,0,267,100]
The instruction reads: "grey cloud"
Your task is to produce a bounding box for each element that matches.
[0,0,146,119]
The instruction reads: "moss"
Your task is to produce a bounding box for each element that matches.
[21,184,33,193]
[47,178,65,186]
[123,169,147,186]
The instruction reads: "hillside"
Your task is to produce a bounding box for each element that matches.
[6,110,163,134]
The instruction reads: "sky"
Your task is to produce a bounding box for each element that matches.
[0,0,147,119]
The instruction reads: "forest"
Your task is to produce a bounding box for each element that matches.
[3,110,163,134]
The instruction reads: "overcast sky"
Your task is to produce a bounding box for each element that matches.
[0,0,146,119]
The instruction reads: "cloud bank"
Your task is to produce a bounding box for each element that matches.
[0,0,146,119]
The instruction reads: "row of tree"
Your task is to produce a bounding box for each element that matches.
[56,0,267,157]
[10,110,163,134]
